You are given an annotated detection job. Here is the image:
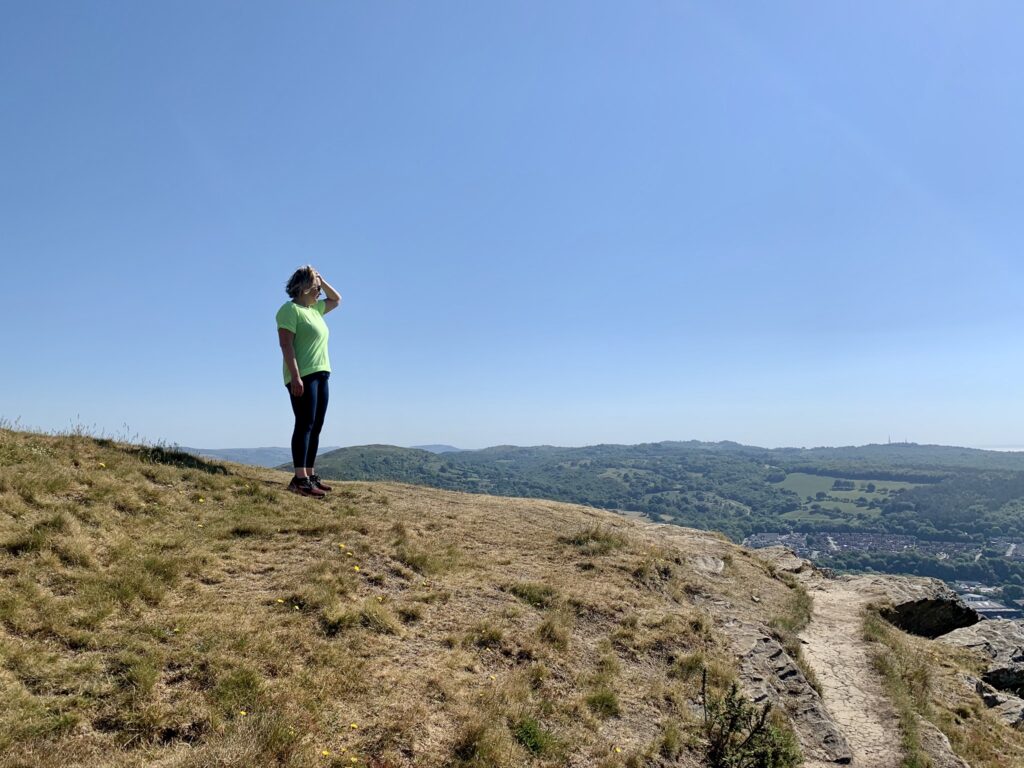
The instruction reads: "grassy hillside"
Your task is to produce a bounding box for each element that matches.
[1,429,811,768]
[307,443,1024,559]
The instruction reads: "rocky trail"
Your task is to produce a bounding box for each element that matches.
[799,578,902,768]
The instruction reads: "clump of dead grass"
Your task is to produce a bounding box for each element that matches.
[321,597,401,636]
[507,581,558,608]
[394,540,461,575]
[537,609,573,649]
[559,525,627,555]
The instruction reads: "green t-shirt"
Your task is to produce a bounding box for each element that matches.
[276,300,331,384]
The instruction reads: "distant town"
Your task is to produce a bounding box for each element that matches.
[744,532,1024,620]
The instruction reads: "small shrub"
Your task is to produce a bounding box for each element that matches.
[701,672,801,768]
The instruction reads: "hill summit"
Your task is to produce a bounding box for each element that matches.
[1,428,1022,767]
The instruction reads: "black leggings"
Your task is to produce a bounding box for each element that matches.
[287,371,330,469]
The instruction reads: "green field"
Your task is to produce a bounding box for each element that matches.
[776,472,919,499]
[773,473,920,522]
[781,503,881,522]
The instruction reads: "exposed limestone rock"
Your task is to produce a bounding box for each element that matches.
[690,554,725,575]
[918,719,972,768]
[968,675,1007,707]
[755,546,814,576]
[730,622,853,764]
[845,573,980,638]
[941,621,1024,714]
[983,664,1024,698]
[992,696,1024,729]
[939,619,1024,666]
[969,675,1024,727]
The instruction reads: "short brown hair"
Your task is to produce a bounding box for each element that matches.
[285,265,316,299]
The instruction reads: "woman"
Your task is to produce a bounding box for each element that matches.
[276,265,342,497]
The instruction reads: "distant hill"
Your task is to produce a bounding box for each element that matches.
[410,444,465,453]
[181,446,341,468]
[306,441,1024,584]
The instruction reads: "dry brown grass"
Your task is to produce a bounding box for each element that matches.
[0,427,903,766]
[862,604,1024,768]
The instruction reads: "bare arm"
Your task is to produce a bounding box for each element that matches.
[315,272,342,314]
[278,328,303,395]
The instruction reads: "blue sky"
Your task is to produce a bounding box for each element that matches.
[2,2,1023,450]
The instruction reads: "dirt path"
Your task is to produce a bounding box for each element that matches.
[800,580,902,768]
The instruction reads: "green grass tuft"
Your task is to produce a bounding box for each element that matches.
[585,687,620,717]
[511,715,559,755]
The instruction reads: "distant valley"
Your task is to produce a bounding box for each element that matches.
[301,440,1024,594]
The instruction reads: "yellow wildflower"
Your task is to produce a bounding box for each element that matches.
[276,598,285,603]
[350,722,358,729]
[353,566,360,572]
[98,462,106,468]
[321,750,331,757]
[239,710,247,717]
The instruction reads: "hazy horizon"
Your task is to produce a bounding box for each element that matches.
[147,435,1024,455]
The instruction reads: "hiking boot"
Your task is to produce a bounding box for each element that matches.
[287,476,326,498]
[310,474,332,492]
